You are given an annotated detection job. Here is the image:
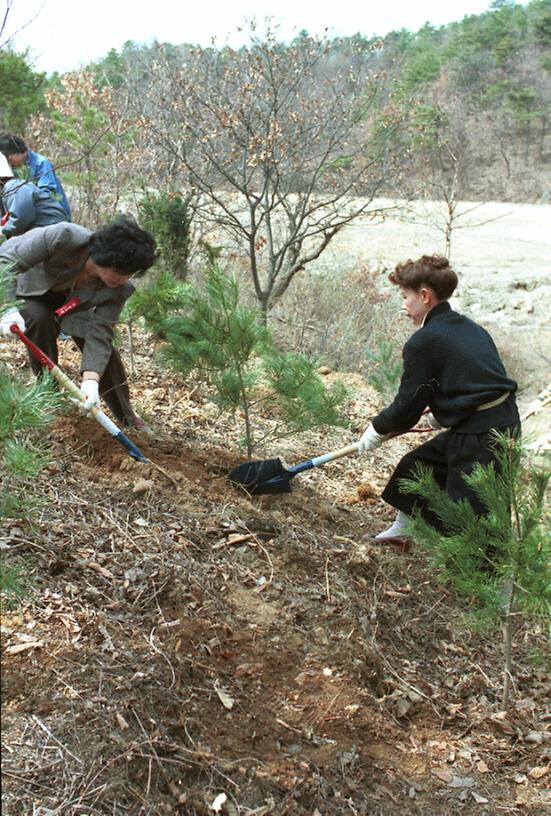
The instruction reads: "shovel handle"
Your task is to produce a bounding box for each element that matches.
[309,426,432,468]
[310,428,433,467]
[10,324,55,369]
[10,324,148,462]
[311,443,359,467]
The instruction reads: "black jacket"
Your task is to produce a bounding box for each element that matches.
[372,302,519,435]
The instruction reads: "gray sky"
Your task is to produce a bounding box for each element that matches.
[5,0,509,75]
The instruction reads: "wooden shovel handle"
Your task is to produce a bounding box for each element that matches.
[311,426,432,467]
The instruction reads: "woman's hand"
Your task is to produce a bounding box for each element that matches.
[80,377,100,410]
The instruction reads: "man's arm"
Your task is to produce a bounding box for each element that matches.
[28,153,71,220]
[76,286,134,377]
[0,223,90,269]
[27,153,58,194]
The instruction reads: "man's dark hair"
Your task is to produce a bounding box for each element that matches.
[389,255,458,300]
[89,214,157,277]
[0,133,28,155]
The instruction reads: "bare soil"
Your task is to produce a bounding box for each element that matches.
[1,317,550,815]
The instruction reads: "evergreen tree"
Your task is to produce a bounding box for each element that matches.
[138,191,192,281]
[0,276,62,598]
[0,366,62,601]
[400,433,550,708]
[0,50,47,131]
[0,368,61,519]
[159,263,348,455]
[122,268,188,337]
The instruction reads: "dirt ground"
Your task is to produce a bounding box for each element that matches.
[1,204,550,814]
[2,345,550,815]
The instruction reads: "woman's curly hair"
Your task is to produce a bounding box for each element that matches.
[89,214,157,277]
[389,254,458,300]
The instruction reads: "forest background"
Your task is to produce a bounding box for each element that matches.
[2,0,549,415]
[3,0,551,213]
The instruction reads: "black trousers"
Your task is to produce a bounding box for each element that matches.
[20,293,135,426]
[382,425,518,532]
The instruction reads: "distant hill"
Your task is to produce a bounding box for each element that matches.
[89,0,551,201]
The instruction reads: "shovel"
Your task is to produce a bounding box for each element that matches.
[228,428,432,495]
[10,323,148,463]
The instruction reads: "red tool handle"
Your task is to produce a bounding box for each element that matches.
[55,296,81,318]
[10,324,55,370]
[10,324,150,464]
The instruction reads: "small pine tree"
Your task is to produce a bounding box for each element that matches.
[366,338,403,400]
[264,350,348,437]
[1,270,63,599]
[160,263,348,456]
[0,368,62,516]
[122,269,189,338]
[400,433,550,709]
[0,366,63,599]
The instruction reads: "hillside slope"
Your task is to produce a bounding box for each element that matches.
[1,330,549,815]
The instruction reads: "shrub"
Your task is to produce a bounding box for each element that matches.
[138,191,192,280]
[268,263,409,377]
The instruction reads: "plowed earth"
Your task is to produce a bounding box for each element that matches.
[1,331,549,816]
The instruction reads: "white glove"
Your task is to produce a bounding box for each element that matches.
[358,423,389,454]
[0,308,26,338]
[426,412,445,430]
[80,380,100,410]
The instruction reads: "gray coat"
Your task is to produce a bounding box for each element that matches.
[0,222,135,375]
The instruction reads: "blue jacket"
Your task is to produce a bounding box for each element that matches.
[20,149,72,220]
[1,178,68,238]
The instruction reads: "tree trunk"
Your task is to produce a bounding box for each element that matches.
[501,578,515,710]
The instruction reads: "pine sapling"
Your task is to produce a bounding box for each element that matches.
[138,191,192,280]
[366,338,403,401]
[120,269,189,371]
[0,367,63,598]
[158,263,348,456]
[400,433,550,709]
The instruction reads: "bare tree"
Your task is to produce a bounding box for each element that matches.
[418,157,508,261]
[29,71,143,225]
[132,27,402,319]
[403,94,511,259]
[0,0,43,51]
[0,0,16,48]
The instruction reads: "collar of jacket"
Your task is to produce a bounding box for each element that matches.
[71,280,100,303]
[423,301,451,326]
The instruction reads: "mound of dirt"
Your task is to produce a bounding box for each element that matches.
[1,330,549,815]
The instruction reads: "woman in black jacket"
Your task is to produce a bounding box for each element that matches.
[357,255,520,545]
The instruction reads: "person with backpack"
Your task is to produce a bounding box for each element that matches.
[0,133,71,220]
[0,154,68,240]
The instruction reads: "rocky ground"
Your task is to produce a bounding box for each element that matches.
[1,314,550,815]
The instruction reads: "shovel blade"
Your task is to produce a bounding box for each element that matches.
[228,457,294,494]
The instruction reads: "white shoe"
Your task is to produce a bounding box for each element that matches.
[374,511,409,540]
